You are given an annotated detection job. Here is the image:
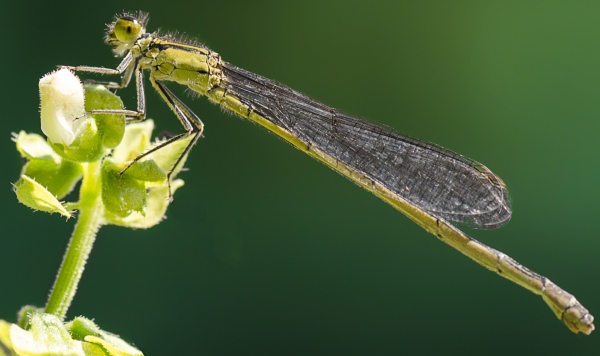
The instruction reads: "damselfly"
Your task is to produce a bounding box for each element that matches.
[62,11,593,334]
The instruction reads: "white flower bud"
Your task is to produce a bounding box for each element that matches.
[39,69,87,146]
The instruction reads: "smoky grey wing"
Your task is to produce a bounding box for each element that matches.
[221,63,511,229]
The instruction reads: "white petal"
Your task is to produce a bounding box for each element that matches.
[39,69,86,146]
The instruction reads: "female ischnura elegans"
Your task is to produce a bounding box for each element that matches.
[62,11,594,334]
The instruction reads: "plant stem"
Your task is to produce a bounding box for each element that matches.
[45,160,103,320]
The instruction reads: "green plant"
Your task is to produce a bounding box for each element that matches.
[2,69,191,355]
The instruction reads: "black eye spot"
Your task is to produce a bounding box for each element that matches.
[126,26,131,34]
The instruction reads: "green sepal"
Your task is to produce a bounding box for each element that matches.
[83,84,126,149]
[14,175,72,218]
[111,120,153,163]
[10,312,84,356]
[66,317,142,356]
[17,305,44,331]
[64,318,101,342]
[101,160,146,218]
[114,160,167,183]
[15,131,57,161]
[23,159,82,200]
[48,118,108,162]
[14,131,83,199]
[49,119,106,163]
[104,179,184,229]
[145,135,194,182]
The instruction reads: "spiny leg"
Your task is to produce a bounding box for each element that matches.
[75,67,146,123]
[60,52,136,89]
[62,55,145,124]
[120,77,204,199]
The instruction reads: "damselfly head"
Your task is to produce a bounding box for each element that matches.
[105,11,148,56]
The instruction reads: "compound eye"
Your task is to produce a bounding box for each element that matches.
[113,17,142,43]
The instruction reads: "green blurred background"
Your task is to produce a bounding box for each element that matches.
[1,0,599,354]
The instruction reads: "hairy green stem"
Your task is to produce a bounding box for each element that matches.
[45,160,103,319]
